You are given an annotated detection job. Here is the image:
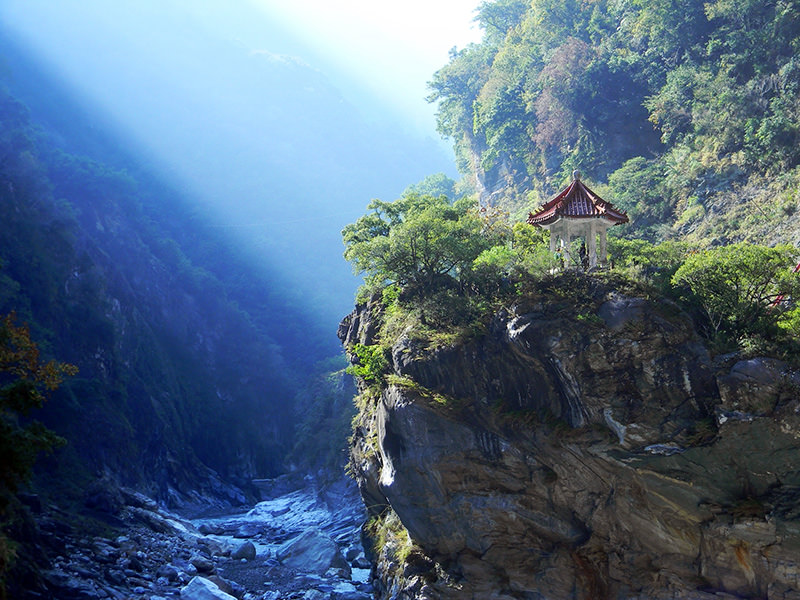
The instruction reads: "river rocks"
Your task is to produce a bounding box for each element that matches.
[342,284,800,599]
[13,479,368,600]
[180,576,237,599]
[191,555,216,574]
[231,540,256,561]
[277,528,352,577]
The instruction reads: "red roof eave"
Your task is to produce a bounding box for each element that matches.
[527,177,628,227]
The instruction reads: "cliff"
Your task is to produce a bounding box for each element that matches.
[340,278,800,599]
[0,82,303,508]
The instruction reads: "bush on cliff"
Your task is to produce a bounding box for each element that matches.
[610,238,800,356]
[342,193,502,300]
[671,243,800,351]
[344,187,800,360]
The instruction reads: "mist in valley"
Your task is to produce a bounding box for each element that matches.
[0,0,469,333]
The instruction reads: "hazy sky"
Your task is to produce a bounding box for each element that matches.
[252,0,483,133]
[0,0,485,327]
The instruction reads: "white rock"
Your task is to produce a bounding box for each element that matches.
[276,528,351,577]
[180,576,237,600]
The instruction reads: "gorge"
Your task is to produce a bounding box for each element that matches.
[3,0,800,598]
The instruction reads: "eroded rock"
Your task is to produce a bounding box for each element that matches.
[180,576,237,600]
[276,528,351,577]
[342,287,800,599]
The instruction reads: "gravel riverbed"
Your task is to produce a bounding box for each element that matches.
[12,478,373,600]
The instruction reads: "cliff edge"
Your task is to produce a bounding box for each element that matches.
[339,278,800,599]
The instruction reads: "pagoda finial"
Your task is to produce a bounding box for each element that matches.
[573,169,581,181]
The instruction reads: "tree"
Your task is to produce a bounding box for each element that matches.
[0,312,76,591]
[342,194,498,295]
[402,173,457,200]
[671,243,800,343]
[0,312,76,497]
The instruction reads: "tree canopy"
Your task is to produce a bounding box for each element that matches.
[671,243,800,343]
[342,194,499,295]
[0,312,76,498]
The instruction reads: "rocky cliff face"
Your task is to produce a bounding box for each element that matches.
[340,285,800,599]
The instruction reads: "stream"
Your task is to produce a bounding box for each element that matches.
[21,477,373,600]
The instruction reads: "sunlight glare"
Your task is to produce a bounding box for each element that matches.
[248,0,483,132]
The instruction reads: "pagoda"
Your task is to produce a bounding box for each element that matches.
[527,171,628,269]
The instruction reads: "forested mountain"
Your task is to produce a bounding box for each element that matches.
[430,0,800,242]
[337,3,800,598]
[0,81,297,503]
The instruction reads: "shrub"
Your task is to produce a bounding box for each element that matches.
[671,243,800,347]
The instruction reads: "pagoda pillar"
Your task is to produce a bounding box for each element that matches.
[562,231,572,268]
[598,227,608,267]
[587,222,598,269]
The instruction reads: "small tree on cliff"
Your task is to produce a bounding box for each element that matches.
[0,312,76,588]
[342,193,498,297]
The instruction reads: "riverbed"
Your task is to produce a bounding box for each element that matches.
[17,477,372,600]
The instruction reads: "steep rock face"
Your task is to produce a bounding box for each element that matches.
[340,292,800,599]
[0,84,297,506]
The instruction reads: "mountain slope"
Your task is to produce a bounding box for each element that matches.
[430,0,800,241]
[0,85,298,503]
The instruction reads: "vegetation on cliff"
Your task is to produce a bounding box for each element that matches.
[337,3,800,597]
[343,187,800,365]
[0,313,75,592]
[429,0,800,240]
[343,0,800,369]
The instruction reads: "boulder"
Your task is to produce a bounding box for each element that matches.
[716,357,788,415]
[156,564,180,582]
[180,576,237,600]
[230,541,256,561]
[190,555,215,574]
[276,528,351,577]
[84,478,124,515]
[198,523,224,535]
[207,575,244,599]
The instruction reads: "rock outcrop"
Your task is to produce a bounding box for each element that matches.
[340,285,800,599]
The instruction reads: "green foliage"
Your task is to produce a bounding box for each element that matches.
[287,359,356,477]
[365,508,417,570]
[671,243,800,348]
[0,312,75,592]
[0,313,75,495]
[345,344,389,385]
[608,238,690,291]
[607,157,672,237]
[342,193,501,294]
[402,173,457,200]
[431,0,800,238]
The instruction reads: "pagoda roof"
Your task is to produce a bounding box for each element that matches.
[527,174,628,227]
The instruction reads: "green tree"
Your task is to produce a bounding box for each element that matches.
[402,173,457,200]
[342,194,498,295]
[0,312,75,494]
[0,312,76,591]
[671,243,800,344]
